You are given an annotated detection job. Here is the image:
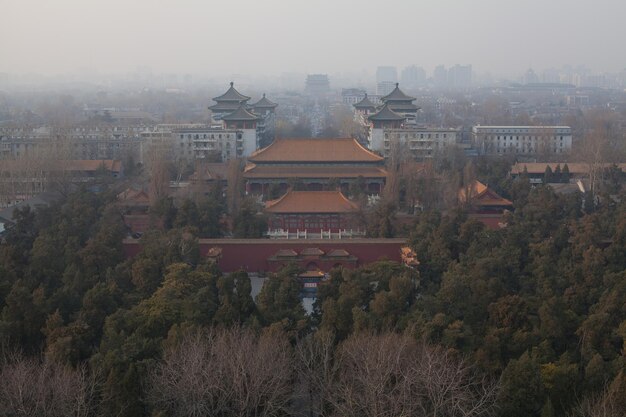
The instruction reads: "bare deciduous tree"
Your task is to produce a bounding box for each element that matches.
[0,353,98,417]
[147,327,294,417]
[569,376,626,417]
[296,332,499,417]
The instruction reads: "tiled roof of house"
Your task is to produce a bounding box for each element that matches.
[265,190,359,214]
[117,188,150,204]
[353,93,377,109]
[368,103,406,122]
[459,180,513,207]
[300,247,325,256]
[248,138,384,163]
[381,83,416,102]
[189,162,230,182]
[212,82,251,102]
[275,249,298,257]
[252,94,278,109]
[221,104,260,121]
[243,164,388,179]
[510,162,626,175]
[327,249,350,257]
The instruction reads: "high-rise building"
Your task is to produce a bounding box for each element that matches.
[401,65,426,89]
[433,65,448,88]
[376,66,398,95]
[448,65,472,89]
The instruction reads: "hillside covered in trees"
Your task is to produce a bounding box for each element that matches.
[1,170,626,416]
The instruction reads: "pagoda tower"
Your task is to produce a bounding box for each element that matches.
[209,82,251,120]
[221,103,260,157]
[353,93,378,116]
[379,83,419,124]
[367,103,406,152]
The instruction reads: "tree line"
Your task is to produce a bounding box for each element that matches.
[0,171,625,416]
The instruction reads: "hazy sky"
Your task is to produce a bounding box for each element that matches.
[2,0,625,77]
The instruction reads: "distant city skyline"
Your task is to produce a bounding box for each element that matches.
[2,0,625,78]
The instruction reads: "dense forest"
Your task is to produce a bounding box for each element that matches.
[1,169,626,416]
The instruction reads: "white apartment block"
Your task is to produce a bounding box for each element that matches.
[472,126,572,156]
[140,124,257,163]
[369,127,459,158]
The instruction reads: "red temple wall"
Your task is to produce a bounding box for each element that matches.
[123,238,405,273]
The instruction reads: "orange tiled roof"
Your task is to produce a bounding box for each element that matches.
[275,249,298,257]
[117,188,150,204]
[248,138,383,163]
[299,270,325,278]
[265,190,359,214]
[510,162,626,176]
[327,249,350,257]
[301,248,325,256]
[459,180,512,206]
[243,164,388,179]
[189,162,229,181]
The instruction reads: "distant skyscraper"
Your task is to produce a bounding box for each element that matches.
[400,65,426,89]
[433,65,447,88]
[448,64,472,89]
[376,66,398,95]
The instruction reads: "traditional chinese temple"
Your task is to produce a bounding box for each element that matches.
[264,190,361,238]
[208,82,251,120]
[353,93,378,116]
[368,103,406,129]
[116,188,152,235]
[459,180,513,229]
[243,138,387,196]
[379,83,420,124]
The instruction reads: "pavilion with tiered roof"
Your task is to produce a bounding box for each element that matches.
[243,138,387,195]
[208,82,251,119]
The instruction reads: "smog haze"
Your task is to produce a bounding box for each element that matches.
[2,0,625,78]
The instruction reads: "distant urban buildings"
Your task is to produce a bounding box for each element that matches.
[141,83,278,162]
[354,83,461,158]
[432,65,472,89]
[400,65,426,89]
[376,66,398,96]
[341,88,367,105]
[305,74,330,95]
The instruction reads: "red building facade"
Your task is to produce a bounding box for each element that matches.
[265,190,359,235]
[123,238,407,273]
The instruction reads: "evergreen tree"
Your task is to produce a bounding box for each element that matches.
[544,165,553,183]
[561,163,570,183]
